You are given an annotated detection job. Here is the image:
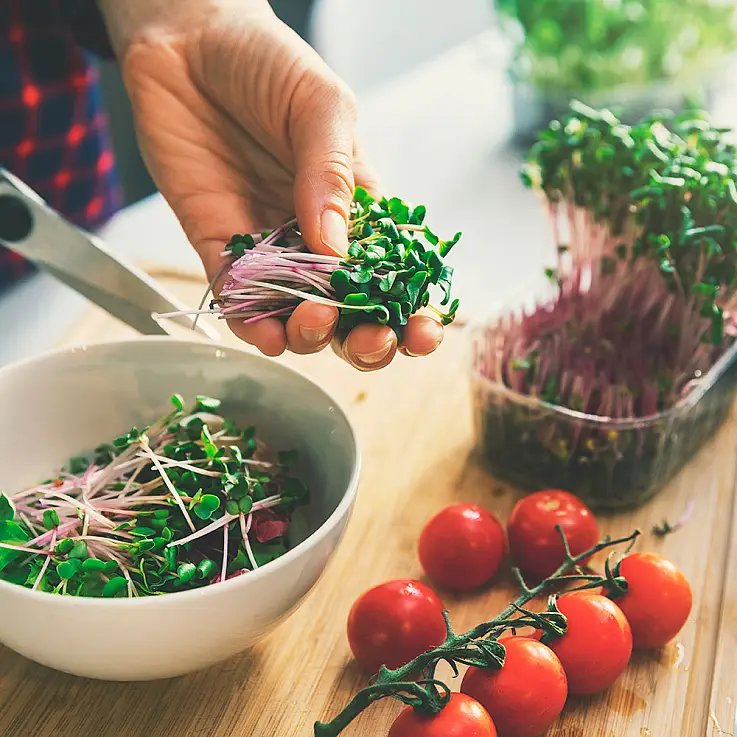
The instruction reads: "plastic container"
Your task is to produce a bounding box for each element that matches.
[470,318,737,510]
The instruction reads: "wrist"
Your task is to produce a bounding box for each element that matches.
[97,0,272,58]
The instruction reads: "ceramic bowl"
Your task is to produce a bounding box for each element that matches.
[0,338,360,680]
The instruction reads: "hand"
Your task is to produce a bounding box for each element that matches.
[99,0,444,370]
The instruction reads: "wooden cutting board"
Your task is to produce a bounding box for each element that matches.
[0,267,735,737]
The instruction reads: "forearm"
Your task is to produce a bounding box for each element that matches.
[97,0,272,58]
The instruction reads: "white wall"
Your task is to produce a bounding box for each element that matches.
[311,0,496,93]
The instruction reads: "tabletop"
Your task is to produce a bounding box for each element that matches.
[3,28,737,737]
[1,268,734,737]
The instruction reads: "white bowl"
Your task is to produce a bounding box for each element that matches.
[0,338,360,680]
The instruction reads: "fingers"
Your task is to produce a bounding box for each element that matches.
[290,72,358,257]
[285,301,339,354]
[227,317,287,357]
[337,324,398,372]
[330,314,444,371]
[399,315,444,357]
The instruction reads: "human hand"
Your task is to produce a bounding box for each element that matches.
[99,0,444,370]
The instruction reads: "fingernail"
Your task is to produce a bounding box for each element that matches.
[321,208,349,256]
[405,320,444,357]
[299,323,334,346]
[353,341,394,367]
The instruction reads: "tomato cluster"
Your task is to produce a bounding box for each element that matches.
[346,491,693,737]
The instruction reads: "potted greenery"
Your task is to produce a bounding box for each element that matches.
[472,102,737,509]
[494,0,737,143]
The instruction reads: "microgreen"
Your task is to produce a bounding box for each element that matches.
[155,188,461,337]
[0,394,309,597]
[496,0,737,97]
[484,102,737,417]
[474,102,737,507]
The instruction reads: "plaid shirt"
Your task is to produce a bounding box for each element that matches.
[0,0,122,291]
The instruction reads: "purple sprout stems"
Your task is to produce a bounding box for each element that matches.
[477,202,737,420]
[6,403,291,597]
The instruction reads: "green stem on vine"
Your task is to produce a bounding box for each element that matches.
[314,526,640,736]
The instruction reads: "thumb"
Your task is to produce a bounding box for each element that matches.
[290,75,357,256]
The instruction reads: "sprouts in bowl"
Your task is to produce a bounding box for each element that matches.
[0,338,360,680]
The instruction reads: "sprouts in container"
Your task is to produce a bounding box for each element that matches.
[472,102,737,509]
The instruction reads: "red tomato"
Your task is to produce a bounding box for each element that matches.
[507,490,599,580]
[461,636,567,737]
[544,592,632,695]
[389,693,498,737]
[347,580,446,674]
[612,552,692,649]
[419,503,506,591]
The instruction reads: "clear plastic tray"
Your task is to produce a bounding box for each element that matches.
[470,315,737,510]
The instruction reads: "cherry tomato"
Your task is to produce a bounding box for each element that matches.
[461,635,567,737]
[419,503,506,591]
[347,580,446,674]
[389,693,498,737]
[544,592,632,695]
[507,490,599,580]
[612,552,692,649]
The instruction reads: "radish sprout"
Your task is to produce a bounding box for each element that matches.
[0,395,308,597]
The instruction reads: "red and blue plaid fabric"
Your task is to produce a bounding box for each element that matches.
[0,0,121,291]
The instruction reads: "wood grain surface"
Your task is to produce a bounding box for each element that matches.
[0,268,734,737]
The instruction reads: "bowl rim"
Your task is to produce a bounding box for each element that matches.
[0,336,362,607]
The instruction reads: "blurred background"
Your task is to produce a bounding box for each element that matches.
[97,0,737,206]
[5,0,737,363]
[97,0,498,206]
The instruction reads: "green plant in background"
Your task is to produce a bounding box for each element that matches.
[495,0,737,97]
[473,102,737,508]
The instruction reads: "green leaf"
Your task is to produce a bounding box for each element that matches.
[194,494,221,520]
[102,576,129,597]
[423,226,439,245]
[238,496,254,514]
[344,293,369,307]
[69,541,88,560]
[0,494,15,522]
[330,269,353,300]
[378,272,398,293]
[82,558,107,573]
[201,425,218,460]
[353,185,372,206]
[197,559,217,580]
[409,205,427,225]
[55,537,75,555]
[349,267,374,284]
[406,270,429,309]
[196,395,222,412]
[177,562,197,583]
[439,231,462,258]
[56,560,79,580]
[347,242,365,259]
[0,520,31,572]
[170,394,184,412]
[388,197,410,224]
[66,456,89,475]
[43,509,60,530]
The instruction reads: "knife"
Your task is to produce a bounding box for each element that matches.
[0,168,219,339]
